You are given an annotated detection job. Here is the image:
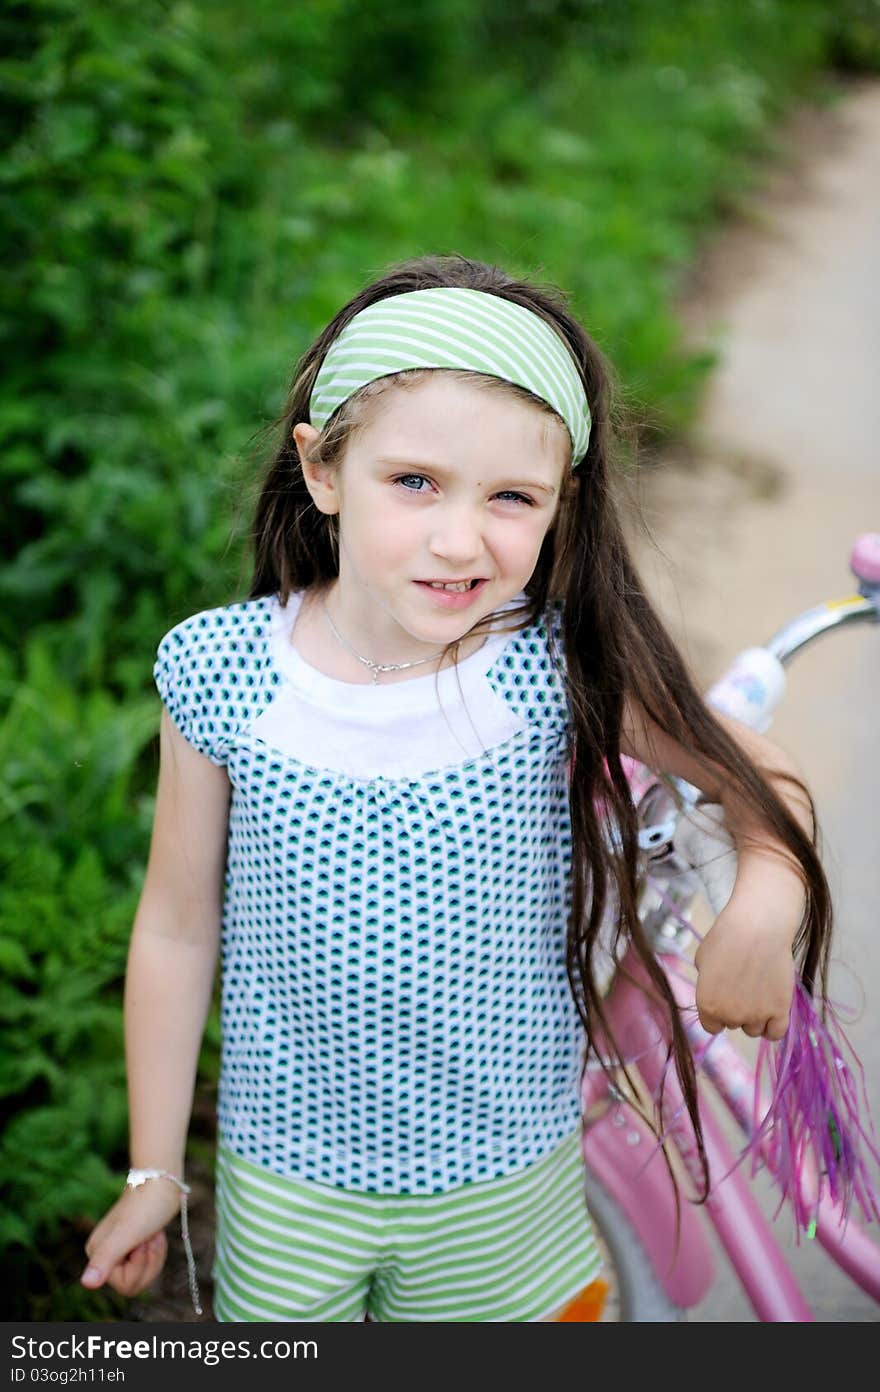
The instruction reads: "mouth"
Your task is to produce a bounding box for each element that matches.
[414,578,489,608]
[418,578,486,592]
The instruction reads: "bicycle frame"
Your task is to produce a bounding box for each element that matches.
[580,535,880,1320]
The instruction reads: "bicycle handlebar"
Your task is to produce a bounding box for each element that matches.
[639,533,880,936]
[766,532,880,664]
[679,531,880,788]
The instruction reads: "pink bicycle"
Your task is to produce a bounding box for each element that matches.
[576,532,880,1322]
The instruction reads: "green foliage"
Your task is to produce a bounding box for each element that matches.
[0,632,223,1318]
[0,638,150,1318]
[827,0,880,68]
[4,0,875,1319]
[0,828,131,1318]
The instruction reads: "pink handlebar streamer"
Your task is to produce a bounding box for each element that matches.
[744,982,880,1235]
[646,873,880,1236]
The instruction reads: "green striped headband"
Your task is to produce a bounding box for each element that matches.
[309,286,592,467]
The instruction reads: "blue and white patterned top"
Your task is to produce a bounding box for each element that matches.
[153,589,585,1193]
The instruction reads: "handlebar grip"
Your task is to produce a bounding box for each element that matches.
[851,532,880,586]
[705,646,786,733]
[672,802,737,916]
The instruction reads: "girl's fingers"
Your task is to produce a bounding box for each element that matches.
[142,1234,166,1282]
[108,1244,150,1297]
[764,1016,788,1041]
[128,1235,167,1295]
[744,1015,789,1039]
[82,1190,179,1294]
[110,1242,166,1298]
[144,1247,168,1289]
[83,1223,170,1298]
[697,1011,724,1035]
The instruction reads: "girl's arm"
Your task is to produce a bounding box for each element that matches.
[81,710,230,1296]
[621,695,810,1040]
[621,693,814,848]
[126,709,230,1174]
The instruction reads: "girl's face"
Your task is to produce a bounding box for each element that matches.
[296,373,570,657]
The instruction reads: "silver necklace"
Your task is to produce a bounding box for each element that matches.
[321,596,447,684]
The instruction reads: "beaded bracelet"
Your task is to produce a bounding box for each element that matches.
[125,1168,202,1316]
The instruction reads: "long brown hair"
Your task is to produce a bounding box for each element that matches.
[245,252,832,1198]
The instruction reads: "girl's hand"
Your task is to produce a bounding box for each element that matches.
[693,903,797,1040]
[80,1179,181,1298]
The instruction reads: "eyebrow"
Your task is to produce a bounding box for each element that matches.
[375,456,559,497]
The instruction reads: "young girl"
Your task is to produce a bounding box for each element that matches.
[80,253,830,1322]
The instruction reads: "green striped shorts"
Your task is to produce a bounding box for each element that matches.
[213,1131,601,1322]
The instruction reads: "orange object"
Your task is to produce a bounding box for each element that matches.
[556,1278,609,1321]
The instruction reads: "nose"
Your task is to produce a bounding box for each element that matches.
[427,502,485,568]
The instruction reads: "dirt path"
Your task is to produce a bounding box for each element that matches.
[626,78,880,1322]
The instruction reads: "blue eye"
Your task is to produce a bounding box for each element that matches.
[392,475,534,506]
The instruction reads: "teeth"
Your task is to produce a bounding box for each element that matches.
[429,581,472,592]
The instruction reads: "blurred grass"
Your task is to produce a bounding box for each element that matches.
[3,0,879,1319]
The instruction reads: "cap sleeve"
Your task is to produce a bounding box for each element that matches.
[486,596,571,739]
[153,610,231,767]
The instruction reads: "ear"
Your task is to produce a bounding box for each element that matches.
[293,422,340,517]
